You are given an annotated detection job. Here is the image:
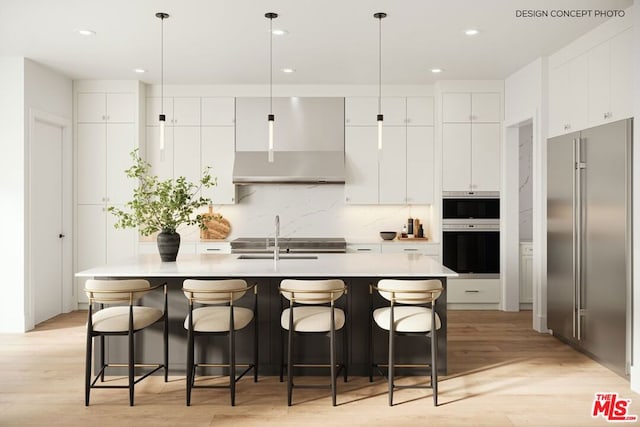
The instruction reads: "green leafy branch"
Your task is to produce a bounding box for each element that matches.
[108,149,216,236]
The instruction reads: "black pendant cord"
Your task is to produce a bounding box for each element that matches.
[161,16,164,115]
[270,16,273,115]
[378,15,381,116]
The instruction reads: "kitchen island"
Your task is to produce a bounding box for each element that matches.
[77,252,457,375]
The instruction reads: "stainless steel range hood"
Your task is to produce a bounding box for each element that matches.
[232,97,345,184]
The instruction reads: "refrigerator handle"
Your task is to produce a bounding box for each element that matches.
[572,138,578,339]
[575,137,584,341]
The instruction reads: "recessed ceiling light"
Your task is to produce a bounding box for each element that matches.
[272,29,288,36]
[133,68,147,74]
[464,29,479,36]
[431,68,443,74]
[75,29,96,36]
[281,68,295,73]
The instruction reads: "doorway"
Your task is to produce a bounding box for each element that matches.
[28,110,72,328]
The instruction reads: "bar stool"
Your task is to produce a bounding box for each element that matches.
[279,279,347,406]
[84,279,168,406]
[369,279,443,406]
[182,279,258,406]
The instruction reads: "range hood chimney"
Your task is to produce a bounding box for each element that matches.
[232,97,345,184]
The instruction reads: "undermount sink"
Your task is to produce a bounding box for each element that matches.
[236,255,318,260]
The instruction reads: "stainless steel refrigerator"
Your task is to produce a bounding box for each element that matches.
[547,118,632,378]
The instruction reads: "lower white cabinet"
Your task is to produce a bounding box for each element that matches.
[76,204,137,303]
[520,242,533,305]
[346,244,382,253]
[447,278,500,307]
[197,242,231,254]
[380,242,439,256]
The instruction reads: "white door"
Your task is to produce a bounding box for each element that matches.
[32,120,63,324]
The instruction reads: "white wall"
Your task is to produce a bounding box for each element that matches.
[519,123,533,241]
[0,57,26,332]
[0,58,72,332]
[631,0,640,394]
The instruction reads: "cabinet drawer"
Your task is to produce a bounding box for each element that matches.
[347,244,381,253]
[380,243,439,256]
[197,242,231,254]
[447,279,500,303]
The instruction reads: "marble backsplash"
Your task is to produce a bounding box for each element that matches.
[176,184,433,242]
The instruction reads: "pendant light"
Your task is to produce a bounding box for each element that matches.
[265,12,278,163]
[156,12,169,158]
[374,12,386,152]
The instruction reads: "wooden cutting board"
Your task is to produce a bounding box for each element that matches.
[199,206,231,240]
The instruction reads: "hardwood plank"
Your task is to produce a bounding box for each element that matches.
[0,310,634,426]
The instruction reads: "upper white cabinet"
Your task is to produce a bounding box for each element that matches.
[145,96,237,205]
[345,96,435,205]
[441,92,501,192]
[588,28,633,128]
[442,93,501,123]
[146,97,201,126]
[202,97,235,126]
[77,92,136,123]
[549,28,632,137]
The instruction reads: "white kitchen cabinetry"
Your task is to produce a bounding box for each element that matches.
[75,83,142,305]
[380,242,439,257]
[587,29,633,128]
[346,244,382,254]
[441,92,501,192]
[447,278,500,308]
[442,93,501,123]
[520,242,533,305]
[345,127,379,204]
[345,96,435,205]
[146,97,201,126]
[146,96,236,205]
[197,242,231,254]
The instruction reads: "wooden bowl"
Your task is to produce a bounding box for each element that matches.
[380,231,397,241]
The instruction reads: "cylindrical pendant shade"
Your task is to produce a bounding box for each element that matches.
[159,118,165,152]
[377,114,383,151]
[268,115,274,162]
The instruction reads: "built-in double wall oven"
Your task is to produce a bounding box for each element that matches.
[442,191,500,278]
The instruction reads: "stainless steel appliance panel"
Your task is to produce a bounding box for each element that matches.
[547,131,579,342]
[580,119,630,375]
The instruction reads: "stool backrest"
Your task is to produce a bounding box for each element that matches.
[183,279,249,304]
[280,279,345,305]
[85,279,152,304]
[376,279,443,304]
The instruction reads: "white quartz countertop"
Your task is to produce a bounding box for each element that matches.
[76,253,458,278]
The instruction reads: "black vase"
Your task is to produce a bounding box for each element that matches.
[157,231,180,262]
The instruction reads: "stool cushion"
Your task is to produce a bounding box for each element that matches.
[281,306,345,332]
[184,306,254,332]
[373,306,441,333]
[91,306,163,332]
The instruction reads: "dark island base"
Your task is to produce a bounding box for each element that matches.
[96,277,447,376]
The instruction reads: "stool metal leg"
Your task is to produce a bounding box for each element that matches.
[85,311,93,406]
[388,304,395,407]
[287,307,294,406]
[230,308,236,407]
[431,304,438,406]
[330,307,337,406]
[128,322,134,406]
[163,296,169,383]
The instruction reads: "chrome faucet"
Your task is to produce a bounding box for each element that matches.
[274,214,280,261]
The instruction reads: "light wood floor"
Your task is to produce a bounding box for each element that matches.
[0,310,635,426]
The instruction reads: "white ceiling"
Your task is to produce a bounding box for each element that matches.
[0,0,633,85]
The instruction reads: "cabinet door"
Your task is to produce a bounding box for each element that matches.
[106,206,138,263]
[406,96,434,126]
[345,97,378,126]
[106,93,135,123]
[106,124,136,204]
[442,93,471,123]
[379,126,406,204]
[610,28,633,121]
[406,126,434,204]
[77,204,107,303]
[442,123,471,191]
[146,97,174,125]
[77,123,106,204]
[471,123,501,191]
[381,97,406,126]
[173,97,201,126]
[173,127,201,185]
[569,53,588,132]
[77,93,105,123]
[202,126,236,204]
[587,41,610,127]
[548,62,571,137]
[202,97,236,126]
[345,127,378,204]
[471,93,501,122]
[146,126,174,180]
